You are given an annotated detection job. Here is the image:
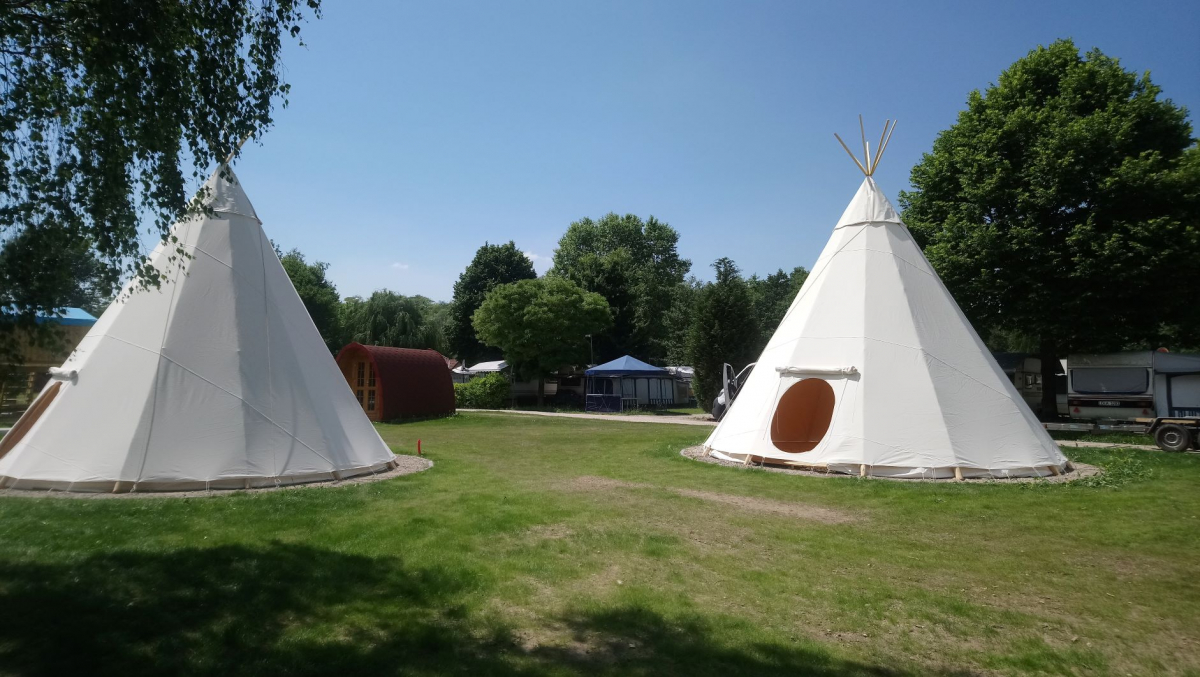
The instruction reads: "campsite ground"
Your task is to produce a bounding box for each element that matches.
[0,412,1197,676]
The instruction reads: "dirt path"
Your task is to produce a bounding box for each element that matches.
[566,475,859,523]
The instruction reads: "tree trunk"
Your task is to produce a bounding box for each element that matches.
[1039,337,1059,421]
[537,376,545,408]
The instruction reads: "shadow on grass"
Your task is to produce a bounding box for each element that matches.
[0,543,956,676]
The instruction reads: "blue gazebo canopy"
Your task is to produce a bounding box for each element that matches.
[585,355,668,377]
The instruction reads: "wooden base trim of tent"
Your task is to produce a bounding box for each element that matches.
[1,456,415,495]
[705,450,1068,481]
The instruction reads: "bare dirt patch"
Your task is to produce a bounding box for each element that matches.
[675,488,856,523]
[0,454,433,500]
[567,475,858,524]
[525,523,575,541]
[681,446,1100,483]
[568,476,649,491]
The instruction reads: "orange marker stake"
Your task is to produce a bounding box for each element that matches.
[417,439,423,456]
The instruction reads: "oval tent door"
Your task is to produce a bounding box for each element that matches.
[770,378,835,453]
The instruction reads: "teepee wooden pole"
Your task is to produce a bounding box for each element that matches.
[834,133,869,176]
[222,133,252,166]
[858,115,870,174]
[872,120,891,174]
[874,120,898,171]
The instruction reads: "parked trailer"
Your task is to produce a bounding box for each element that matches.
[1066,352,1155,422]
[1138,417,1200,452]
[1044,418,1197,452]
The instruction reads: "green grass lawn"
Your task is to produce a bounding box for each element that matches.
[1,413,1198,676]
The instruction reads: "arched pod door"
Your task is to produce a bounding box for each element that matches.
[770,378,835,453]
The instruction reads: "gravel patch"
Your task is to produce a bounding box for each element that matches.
[681,446,1100,483]
[0,454,432,500]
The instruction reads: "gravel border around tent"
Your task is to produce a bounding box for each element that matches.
[0,454,432,499]
[681,446,1099,483]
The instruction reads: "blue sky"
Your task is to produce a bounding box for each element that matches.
[231,0,1200,302]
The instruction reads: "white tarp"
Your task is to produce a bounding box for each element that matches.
[704,177,1067,478]
[0,168,396,491]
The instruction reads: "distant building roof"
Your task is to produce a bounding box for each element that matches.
[1153,352,1200,374]
[585,355,668,377]
[468,360,508,372]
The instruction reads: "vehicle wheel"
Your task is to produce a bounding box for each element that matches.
[1155,424,1192,452]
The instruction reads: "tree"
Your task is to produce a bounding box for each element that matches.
[0,228,117,318]
[279,249,341,353]
[448,242,537,365]
[686,259,760,413]
[0,0,321,361]
[900,39,1200,417]
[747,266,809,354]
[340,291,446,353]
[473,277,611,405]
[662,277,703,366]
[0,228,118,389]
[550,213,690,363]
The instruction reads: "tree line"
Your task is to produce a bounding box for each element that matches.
[280,227,807,410]
[277,249,452,357]
[2,21,1196,419]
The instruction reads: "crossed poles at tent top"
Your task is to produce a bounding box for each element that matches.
[834,116,897,177]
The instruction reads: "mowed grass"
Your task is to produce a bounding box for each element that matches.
[1,413,1198,676]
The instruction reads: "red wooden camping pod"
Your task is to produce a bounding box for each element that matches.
[335,343,456,421]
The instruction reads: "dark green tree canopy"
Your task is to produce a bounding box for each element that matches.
[341,291,447,354]
[662,277,703,366]
[0,227,116,320]
[448,241,537,365]
[686,258,760,413]
[0,0,320,332]
[0,226,117,385]
[278,248,341,354]
[747,266,808,354]
[900,39,1199,412]
[550,213,690,363]
[473,276,611,404]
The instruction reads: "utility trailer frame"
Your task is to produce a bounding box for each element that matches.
[1136,417,1200,452]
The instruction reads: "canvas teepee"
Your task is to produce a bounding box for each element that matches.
[0,167,397,492]
[705,120,1068,479]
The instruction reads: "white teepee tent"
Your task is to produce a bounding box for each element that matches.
[0,168,397,492]
[705,121,1068,479]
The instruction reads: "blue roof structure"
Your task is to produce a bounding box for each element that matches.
[585,355,669,377]
[40,307,98,326]
[2,306,98,327]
